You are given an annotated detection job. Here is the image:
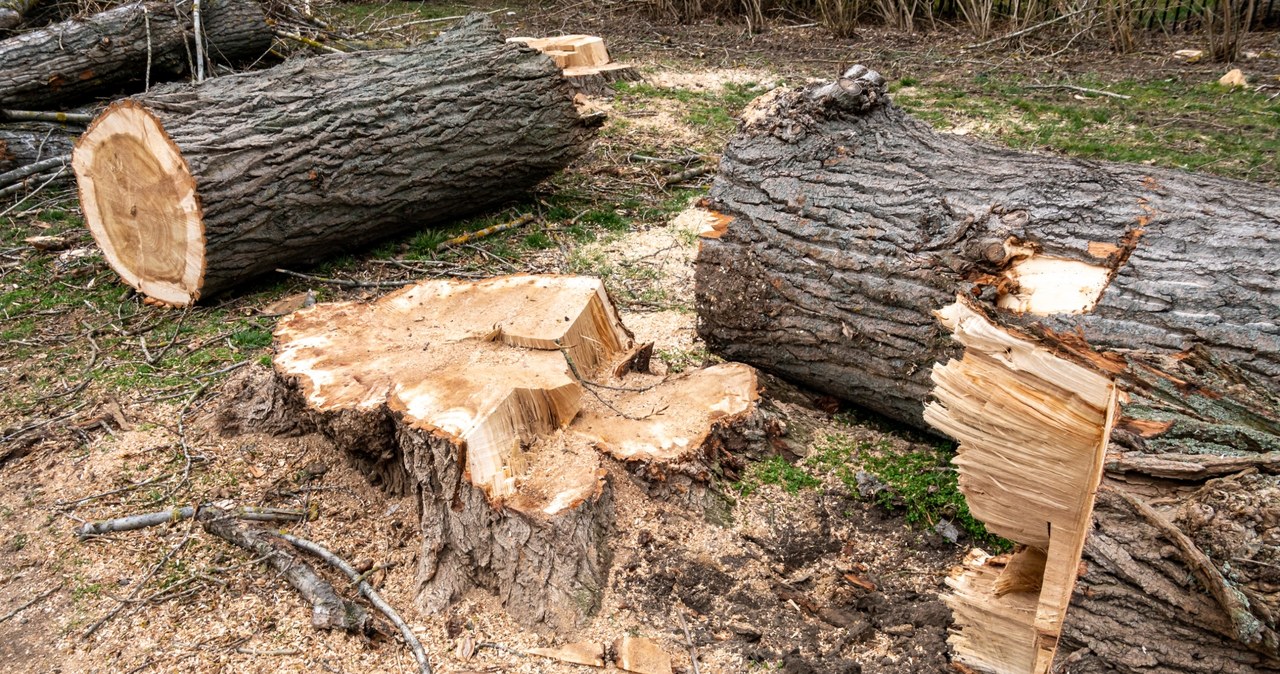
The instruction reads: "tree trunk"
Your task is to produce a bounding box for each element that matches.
[694,67,1280,673]
[216,275,764,631]
[694,67,1278,431]
[0,129,73,173]
[0,0,38,32]
[72,14,600,307]
[0,0,271,110]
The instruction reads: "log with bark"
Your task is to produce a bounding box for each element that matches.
[216,274,764,631]
[694,66,1280,673]
[72,14,601,307]
[0,0,37,32]
[0,0,272,110]
[0,129,73,173]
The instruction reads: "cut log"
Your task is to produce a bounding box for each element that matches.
[226,274,761,630]
[508,34,641,97]
[693,66,1280,672]
[0,0,38,32]
[72,15,599,306]
[0,0,272,110]
[694,66,1279,430]
[0,129,74,173]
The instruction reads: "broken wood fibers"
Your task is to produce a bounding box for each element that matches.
[263,275,760,630]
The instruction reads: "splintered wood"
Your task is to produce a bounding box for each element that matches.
[924,299,1117,674]
[271,275,759,629]
[507,34,640,95]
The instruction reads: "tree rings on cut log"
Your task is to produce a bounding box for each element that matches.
[508,34,641,96]
[267,275,761,629]
[74,101,204,306]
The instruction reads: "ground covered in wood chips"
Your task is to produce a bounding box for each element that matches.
[3,1,1279,672]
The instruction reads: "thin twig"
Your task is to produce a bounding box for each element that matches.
[676,610,701,674]
[83,522,195,637]
[276,268,413,288]
[437,214,537,250]
[279,533,431,674]
[1024,84,1131,100]
[961,6,1091,50]
[0,582,63,624]
[78,505,306,538]
[192,0,205,82]
[0,110,93,124]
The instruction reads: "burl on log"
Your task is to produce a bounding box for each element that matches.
[695,66,1279,673]
[219,275,764,630]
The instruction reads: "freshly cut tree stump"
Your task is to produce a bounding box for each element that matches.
[252,275,761,630]
[72,14,599,306]
[0,0,271,109]
[694,66,1280,673]
[694,66,1279,430]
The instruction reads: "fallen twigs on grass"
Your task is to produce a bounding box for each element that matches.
[437,213,537,251]
[280,533,432,674]
[1024,84,1131,100]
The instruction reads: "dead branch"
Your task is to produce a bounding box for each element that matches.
[78,504,306,539]
[279,533,431,674]
[196,507,373,633]
[1024,84,1131,100]
[0,110,93,124]
[0,582,62,624]
[437,214,537,250]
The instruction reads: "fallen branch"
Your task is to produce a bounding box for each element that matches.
[280,533,432,674]
[0,110,93,124]
[273,29,345,54]
[196,507,373,633]
[78,504,306,539]
[664,165,713,187]
[0,582,62,624]
[437,214,537,250]
[276,268,415,289]
[676,610,701,674]
[0,155,68,190]
[1024,84,1132,100]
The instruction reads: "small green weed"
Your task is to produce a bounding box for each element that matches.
[737,455,821,496]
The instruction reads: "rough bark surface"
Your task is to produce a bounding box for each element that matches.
[695,67,1280,673]
[0,0,271,109]
[694,68,1279,429]
[74,14,600,305]
[0,129,74,173]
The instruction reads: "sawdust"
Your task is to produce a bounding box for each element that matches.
[645,68,780,92]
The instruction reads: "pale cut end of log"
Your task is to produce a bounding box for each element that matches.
[508,34,641,96]
[613,636,674,674]
[73,100,204,307]
[924,298,1118,674]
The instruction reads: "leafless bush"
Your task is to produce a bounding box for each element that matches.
[1202,0,1255,61]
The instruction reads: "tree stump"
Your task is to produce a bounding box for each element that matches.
[72,14,599,306]
[0,0,272,109]
[693,66,1280,673]
[229,275,761,630]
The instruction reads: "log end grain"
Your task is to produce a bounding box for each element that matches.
[72,99,206,306]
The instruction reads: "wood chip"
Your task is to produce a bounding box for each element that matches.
[527,641,605,667]
[613,636,673,674]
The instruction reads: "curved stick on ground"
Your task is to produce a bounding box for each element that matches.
[77,505,305,538]
[195,507,371,633]
[280,533,432,674]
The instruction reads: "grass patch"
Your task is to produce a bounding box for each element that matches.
[737,455,821,496]
[893,73,1280,184]
[614,81,768,139]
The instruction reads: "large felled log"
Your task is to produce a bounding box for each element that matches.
[694,67,1280,672]
[0,0,271,110]
[695,66,1278,430]
[72,14,599,307]
[0,129,73,173]
[221,275,761,631]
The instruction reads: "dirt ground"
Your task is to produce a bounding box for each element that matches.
[2,1,1277,673]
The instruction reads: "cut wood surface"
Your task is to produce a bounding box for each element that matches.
[223,275,761,630]
[694,66,1280,673]
[72,14,598,306]
[0,0,271,110]
[508,33,640,96]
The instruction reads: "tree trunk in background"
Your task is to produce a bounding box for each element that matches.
[0,0,272,109]
[72,14,600,306]
[0,0,39,32]
[694,66,1280,673]
[0,128,73,173]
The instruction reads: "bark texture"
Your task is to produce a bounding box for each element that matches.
[694,67,1279,429]
[74,14,600,305]
[0,0,271,109]
[695,67,1280,672]
[0,129,74,173]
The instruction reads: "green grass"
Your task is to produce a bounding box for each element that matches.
[737,455,821,496]
[893,73,1280,184]
[614,81,768,139]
